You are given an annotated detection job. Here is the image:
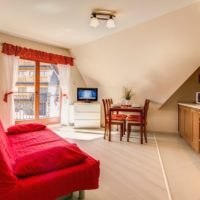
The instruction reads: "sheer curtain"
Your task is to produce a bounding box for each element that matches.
[58,64,71,125]
[0,54,19,128]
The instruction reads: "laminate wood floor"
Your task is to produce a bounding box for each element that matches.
[53,126,200,200]
[156,133,200,200]
[54,127,169,200]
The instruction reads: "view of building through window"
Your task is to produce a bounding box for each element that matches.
[39,62,60,119]
[14,59,60,121]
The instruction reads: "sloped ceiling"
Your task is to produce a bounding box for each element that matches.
[72,2,200,107]
[0,0,199,47]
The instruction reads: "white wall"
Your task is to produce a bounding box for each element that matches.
[72,2,200,133]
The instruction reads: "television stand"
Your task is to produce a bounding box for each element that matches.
[84,100,91,103]
[73,102,101,128]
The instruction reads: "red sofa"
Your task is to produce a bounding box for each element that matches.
[0,121,100,200]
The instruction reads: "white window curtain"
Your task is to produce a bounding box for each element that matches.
[0,54,19,128]
[58,64,71,125]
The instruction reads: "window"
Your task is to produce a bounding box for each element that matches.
[29,71,34,76]
[18,87,27,93]
[14,59,60,123]
[18,71,26,77]
[40,87,48,94]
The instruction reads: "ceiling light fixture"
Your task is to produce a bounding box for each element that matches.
[89,13,99,28]
[106,15,115,29]
[89,10,116,29]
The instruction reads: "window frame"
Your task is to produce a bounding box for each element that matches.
[15,59,61,125]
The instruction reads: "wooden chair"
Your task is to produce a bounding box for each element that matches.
[102,99,126,141]
[107,98,125,134]
[127,99,150,144]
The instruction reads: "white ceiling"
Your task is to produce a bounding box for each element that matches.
[0,0,199,48]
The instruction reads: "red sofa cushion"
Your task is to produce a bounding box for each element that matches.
[0,120,17,190]
[1,122,100,200]
[7,123,46,134]
[14,144,88,177]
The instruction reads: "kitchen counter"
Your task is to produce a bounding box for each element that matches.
[178,103,200,110]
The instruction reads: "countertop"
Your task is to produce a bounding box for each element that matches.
[178,103,200,109]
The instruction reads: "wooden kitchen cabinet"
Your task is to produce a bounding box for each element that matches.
[178,104,200,152]
[191,109,200,152]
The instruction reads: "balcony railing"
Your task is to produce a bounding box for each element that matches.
[17,76,49,83]
[14,92,60,120]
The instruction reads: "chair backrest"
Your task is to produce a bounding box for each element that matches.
[143,99,150,123]
[102,98,113,122]
[108,98,113,106]
[102,99,108,123]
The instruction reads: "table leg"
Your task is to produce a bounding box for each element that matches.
[140,123,143,144]
[109,110,111,141]
[140,110,144,144]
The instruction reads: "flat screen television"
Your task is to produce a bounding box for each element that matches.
[77,88,98,102]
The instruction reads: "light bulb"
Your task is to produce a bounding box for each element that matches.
[106,17,115,29]
[89,16,99,28]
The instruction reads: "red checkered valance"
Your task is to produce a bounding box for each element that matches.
[2,43,74,66]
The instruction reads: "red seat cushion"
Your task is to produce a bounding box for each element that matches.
[106,114,126,121]
[114,114,127,119]
[127,115,142,122]
[14,144,88,177]
[7,123,46,134]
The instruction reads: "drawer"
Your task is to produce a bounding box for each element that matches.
[74,120,100,128]
[74,104,100,112]
[74,112,100,120]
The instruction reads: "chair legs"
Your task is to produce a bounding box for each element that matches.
[104,124,106,139]
[104,126,106,139]
[120,124,123,141]
[123,121,126,136]
[144,124,147,143]
[140,124,143,144]
[104,122,125,141]
[127,124,131,142]
[104,123,108,139]
[105,121,147,143]
[106,122,147,143]
[127,124,147,144]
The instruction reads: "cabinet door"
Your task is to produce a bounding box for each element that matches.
[178,105,200,153]
[74,104,100,112]
[191,110,200,152]
[184,108,193,142]
[178,106,185,137]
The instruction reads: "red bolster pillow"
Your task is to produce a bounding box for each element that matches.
[7,123,46,134]
[14,145,88,177]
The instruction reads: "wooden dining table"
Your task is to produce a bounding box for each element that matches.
[108,106,144,141]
